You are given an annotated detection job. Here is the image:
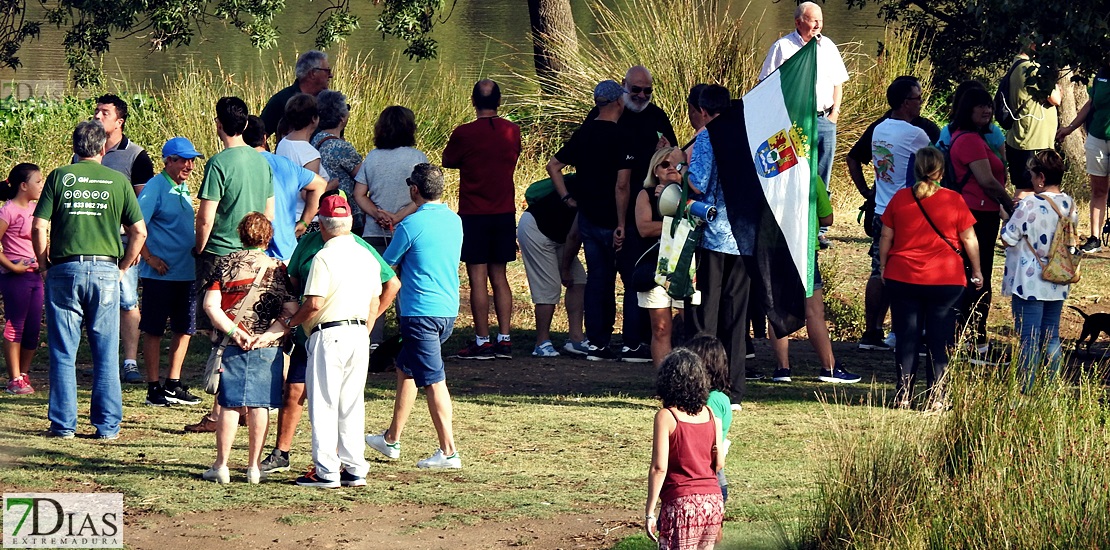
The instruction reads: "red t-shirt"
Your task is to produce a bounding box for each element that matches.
[881,187,976,286]
[441,116,522,215]
[951,130,1006,212]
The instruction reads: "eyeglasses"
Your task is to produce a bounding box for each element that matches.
[314,67,333,76]
[626,86,653,96]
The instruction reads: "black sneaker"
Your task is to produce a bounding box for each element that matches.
[819,364,862,384]
[259,448,291,475]
[1079,236,1102,254]
[294,467,339,488]
[745,369,764,381]
[163,385,201,405]
[455,342,495,360]
[339,469,366,487]
[858,330,892,351]
[493,341,512,359]
[145,386,170,407]
[585,344,620,362]
[771,368,792,382]
[620,344,652,363]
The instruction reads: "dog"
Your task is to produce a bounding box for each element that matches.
[1068,306,1110,352]
[1102,218,1110,248]
[369,334,403,373]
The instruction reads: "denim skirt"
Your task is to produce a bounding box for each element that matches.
[217,345,283,408]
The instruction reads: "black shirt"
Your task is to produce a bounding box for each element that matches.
[554,119,634,229]
[586,103,679,188]
[526,191,578,244]
[847,111,941,164]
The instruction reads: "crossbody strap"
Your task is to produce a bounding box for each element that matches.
[912,191,961,256]
[1021,193,1071,267]
[217,255,271,349]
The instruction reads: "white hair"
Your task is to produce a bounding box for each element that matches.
[319,215,352,235]
[795,2,821,20]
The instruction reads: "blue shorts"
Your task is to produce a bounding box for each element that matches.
[397,316,455,387]
[120,266,139,311]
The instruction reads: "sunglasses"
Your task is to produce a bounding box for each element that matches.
[314,67,333,76]
[627,86,653,96]
[657,160,684,170]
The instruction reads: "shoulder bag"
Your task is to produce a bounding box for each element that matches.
[203,258,271,395]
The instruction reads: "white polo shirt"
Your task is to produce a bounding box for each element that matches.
[759,31,850,113]
[302,233,382,334]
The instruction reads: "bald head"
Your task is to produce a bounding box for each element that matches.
[794,2,823,42]
[622,66,654,113]
[472,79,501,112]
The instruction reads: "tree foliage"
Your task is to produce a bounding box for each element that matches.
[0,0,462,87]
[843,0,1110,94]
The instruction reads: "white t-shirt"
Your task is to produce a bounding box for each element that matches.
[276,138,330,218]
[871,118,931,214]
[302,234,382,334]
[759,31,849,113]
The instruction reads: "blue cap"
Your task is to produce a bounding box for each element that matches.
[594,80,624,107]
[161,137,204,160]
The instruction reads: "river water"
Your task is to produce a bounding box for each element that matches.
[0,0,885,98]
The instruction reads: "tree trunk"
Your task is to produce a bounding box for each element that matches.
[1057,70,1089,177]
[527,0,577,91]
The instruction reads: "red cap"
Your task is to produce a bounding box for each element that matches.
[319,194,351,218]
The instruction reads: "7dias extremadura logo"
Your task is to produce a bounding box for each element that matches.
[3,493,122,548]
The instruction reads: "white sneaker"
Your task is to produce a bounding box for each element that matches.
[562,339,589,356]
[532,341,560,357]
[416,449,462,469]
[365,430,401,459]
[202,465,230,484]
[246,467,260,484]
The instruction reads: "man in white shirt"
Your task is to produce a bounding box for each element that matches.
[760,1,849,249]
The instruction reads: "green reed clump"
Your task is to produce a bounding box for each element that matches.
[792,364,1110,549]
[818,252,866,341]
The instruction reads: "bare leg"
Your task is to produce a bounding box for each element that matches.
[142,333,161,383]
[246,407,269,470]
[769,332,790,370]
[425,381,456,455]
[565,283,585,342]
[166,333,192,379]
[385,369,419,443]
[864,277,888,333]
[121,308,141,364]
[647,308,672,367]
[806,291,836,371]
[275,383,305,451]
[534,304,556,346]
[4,339,20,381]
[488,263,513,337]
[1090,175,1109,237]
[466,263,490,339]
[213,406,241,469]
[18,347,33,379]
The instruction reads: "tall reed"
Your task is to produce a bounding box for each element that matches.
[792,363,1110,549]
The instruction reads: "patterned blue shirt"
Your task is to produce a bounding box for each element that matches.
[689,130,748,255]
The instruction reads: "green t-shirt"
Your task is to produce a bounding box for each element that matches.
[815,180,832,248]
[706,390,733,441]
[1088,70,1110,141]
[1005,58,1058,150]
[198,145,274,256]
[287,231,396,343]
[34,160,143,260]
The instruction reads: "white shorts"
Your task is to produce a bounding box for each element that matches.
[1086,134,1110,177]
[637,285,684,309]
[517,211,586,305]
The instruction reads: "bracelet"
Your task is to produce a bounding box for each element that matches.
[226,326,237,338]
[561,194,572,202]
[297,220,309,228]
[646,514,656,521]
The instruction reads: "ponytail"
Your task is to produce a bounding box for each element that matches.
[1,163,41,201]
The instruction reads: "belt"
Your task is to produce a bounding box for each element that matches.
[309,319,367,336]
[52,255,118,265]
[817,107,833,117]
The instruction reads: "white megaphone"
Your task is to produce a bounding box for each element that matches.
[658,183,683,217]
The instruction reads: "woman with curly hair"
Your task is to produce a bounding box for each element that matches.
[645,348,724,549]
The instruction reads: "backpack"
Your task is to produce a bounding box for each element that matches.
[1023,194,1081,284]
[936,129,973,193]
[994,60,1025,130]
[524,173,575,207]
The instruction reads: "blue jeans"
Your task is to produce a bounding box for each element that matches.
[578,215,618,347]
[46,260,123,437]
[1012,296,1063,390]
[817,116,836,190]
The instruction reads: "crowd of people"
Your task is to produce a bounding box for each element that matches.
[0,2,1104,545]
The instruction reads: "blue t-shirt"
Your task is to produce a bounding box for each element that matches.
[382,202,462,318]
[262,151,316,261]
[137,171,196,281]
